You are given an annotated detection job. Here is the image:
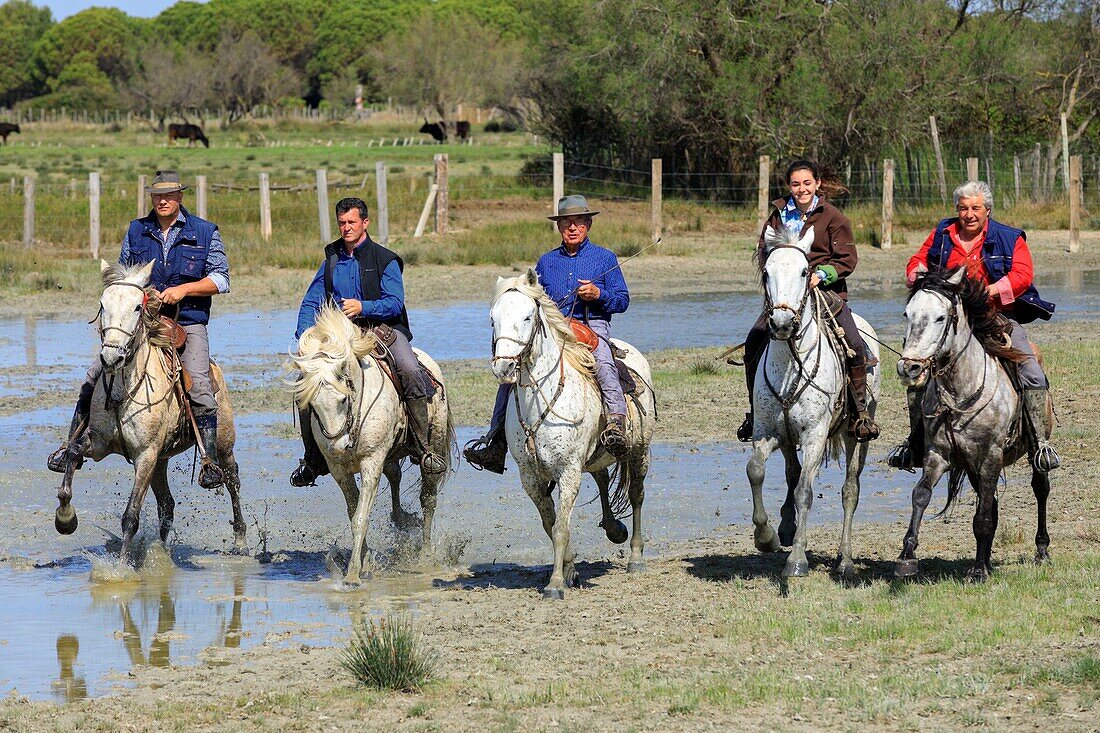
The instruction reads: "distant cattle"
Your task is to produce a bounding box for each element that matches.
[454,120,470,140]
[0,123,20,145]
[418,119,472,143]
[168,123,209,148]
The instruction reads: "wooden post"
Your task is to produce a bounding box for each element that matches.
[929,115,947,202]
[414,184,439,238]
[1013,155,1021,204]
[89,172,100,259]
[1069,155,1082,253]
[1061,111,1071,192]
[966,157,979,181]
[434,154,448,235]
[137,174,147,218]
[22,176,34,249]
[881,159,894,250]
[552,152,564,228]
[375,161,389,245]
[196,175,208,219]
[1032,143,1041,202]
[259,172,272,241]
[316,168,331,243]
[757,154,770,232]
[651,158,662,242]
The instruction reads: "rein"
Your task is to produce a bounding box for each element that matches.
[303,352,385,457]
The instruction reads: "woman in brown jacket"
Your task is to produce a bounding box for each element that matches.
[737,159,880,443]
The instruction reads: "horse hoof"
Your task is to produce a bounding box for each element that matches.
[754,527,781,553]
[894,558,920,578]
[832,560,856,580]
[542,587,565,601]
[965,568,989,584]
[1034,549,1050,565]
[601,519,628,545]
[627,560,647,574]
[782,559,809,577]
[55,506,78,535]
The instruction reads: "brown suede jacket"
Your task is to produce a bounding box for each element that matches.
[758,197,858,301]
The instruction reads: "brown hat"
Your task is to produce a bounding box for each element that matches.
[548,194,600,220]
[145,170,187,194]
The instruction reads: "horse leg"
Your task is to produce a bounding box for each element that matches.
[328,464,364,584]
[148,460,174,545]
[119,451,159,566]
[219,450,247,553]
[967,454,1003,582]
[833,436,865,579]
[747,436,780,552]
[55,453,81,535]
[520,468,560,594]
[896,451,949,577]
[551,467,582,596]
[1032,468,1051,563]
[627,450,650,573]
[778,443,802,547]
[349,457,386,585]
[784,435,827,578]
[384,459,417,531]
[593,468,627,545]
[418,460,442,553]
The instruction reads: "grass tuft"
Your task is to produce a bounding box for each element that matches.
[341,613,437,692]
[688,358,721,375]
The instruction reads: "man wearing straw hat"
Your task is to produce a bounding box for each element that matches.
[464,194,631,473]
[47,170,231,489]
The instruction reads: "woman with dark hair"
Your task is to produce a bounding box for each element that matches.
[737,159,880,443]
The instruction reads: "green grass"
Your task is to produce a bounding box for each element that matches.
[341,613,438,692]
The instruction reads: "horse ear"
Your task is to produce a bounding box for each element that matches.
[525,267,538,286]
[135,260,155,285]
[797,225,815,252]
[495,276,505,285]
[762,225,783,250]
[947,267,967,286]
[99,259,112,275]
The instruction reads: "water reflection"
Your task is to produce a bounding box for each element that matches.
[52,634,87,703]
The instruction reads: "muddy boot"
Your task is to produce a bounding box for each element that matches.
[888,388,926,470]
[463,425,508,474]
[196,414,224,490]
[1022,388,1060,472]
[407,398,447,475]
[47,393,91,473]
[290,408,329,487]
[601,414,629,458]
[737,348,760,443]
[846,363,880,443]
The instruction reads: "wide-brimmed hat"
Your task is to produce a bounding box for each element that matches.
[145,170,188,194]
[548,194,600,221]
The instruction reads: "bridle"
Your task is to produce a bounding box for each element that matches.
[899,286,966,382]
[96,281,150,368]
[763,244,813,339]
[306,352,384,454]
[490,289,548,370]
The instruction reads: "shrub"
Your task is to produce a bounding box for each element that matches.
[340,614,437,692]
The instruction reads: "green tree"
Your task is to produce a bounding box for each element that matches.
[0,0,53,106]
[29,7,139,99]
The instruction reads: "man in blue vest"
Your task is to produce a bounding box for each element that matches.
[47,170,230,489]
[290,197,446,486]
[464,194,630,474]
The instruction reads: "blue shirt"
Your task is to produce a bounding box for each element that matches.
[534,238,629,322]
[295,240,405,338]
[119,210,230,294]
[781,195,818,235]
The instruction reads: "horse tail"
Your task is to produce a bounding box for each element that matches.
[827,430,844,464]
[934,467,967,519]
[608,458,632,519]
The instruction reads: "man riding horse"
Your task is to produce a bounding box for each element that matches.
[889,179,1060,473]
[290,197,446,486]
[48,170,230,489]
[464,194,631,472]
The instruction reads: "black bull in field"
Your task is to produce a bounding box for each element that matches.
[419,119,470,142]
[168,123,209,148]
[0,122,20,144]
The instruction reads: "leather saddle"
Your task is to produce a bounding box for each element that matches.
[568,319,638,395]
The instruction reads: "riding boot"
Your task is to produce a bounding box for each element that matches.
[737,359,757,443]
[407,397,447,475]
[1022,388,1060,472]
[846,363,880,442]
[290,408,329,487]
[196,414,224,490]
[888,388,926,470]
[463,424,508,474]
[47,390,92,473]
[601,414,629,458]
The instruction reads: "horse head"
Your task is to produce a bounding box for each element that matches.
[898,267,968,387]
[762,225,815,341]
[98,259,155,371]
[490,269,544,384]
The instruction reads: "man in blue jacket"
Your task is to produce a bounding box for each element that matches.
[464,194,630,473]
[47,170,230,489]
[290,197,446,486]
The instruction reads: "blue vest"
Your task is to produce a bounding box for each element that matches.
[927,217,1055,324]
[125,207,216,325]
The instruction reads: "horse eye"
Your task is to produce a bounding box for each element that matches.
[935,316,946,323]
[801,268,808,278]
[134,304,142,312]
[523,315,532,322]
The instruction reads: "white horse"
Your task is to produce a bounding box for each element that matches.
[289,306,453,585]
[746,225,880,578]
[490,270,656,599]
[55,261,245,565]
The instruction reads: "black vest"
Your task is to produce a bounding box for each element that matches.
[323,236,412,340]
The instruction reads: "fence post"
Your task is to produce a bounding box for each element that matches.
[552,152,564,228]
[651,158,662,242]
[1032,143,1041,202]
[316,169,331,243]
[881,159,894,250]
[929,115,947,202]
[259,172,272,241]
[1069,155,1082,253]
[89,172,100,259]
[757,155,770,233]
[966,157,978,181]
[414,184,439,238]
[23,176,34,250]
[1061,111,1071,193]
[196,175,208,219]
[1013,155,1021,204]
[137,174,147,218]
[434,154,448,236]
[375,161,389,245]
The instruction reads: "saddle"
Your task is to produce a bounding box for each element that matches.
[365,323,441,400]
[568,319,637,395]
[158,315,220,396]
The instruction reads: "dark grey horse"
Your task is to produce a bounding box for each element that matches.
[895,267,1052,581]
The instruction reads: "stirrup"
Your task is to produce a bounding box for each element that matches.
[886,441,918,472]
[198,459,224,490]
[601,424,628,458]
[1032,443,1060,473]
[47,443,83,473]
[463,435,506,474]
[848,413,880,443]
[736,412,753,442]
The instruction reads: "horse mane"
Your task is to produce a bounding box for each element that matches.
[101,261,175,349]
[908,267,1027,363]
[493,275,596,377]
[754,224,803,282]
[288,305,378,407]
